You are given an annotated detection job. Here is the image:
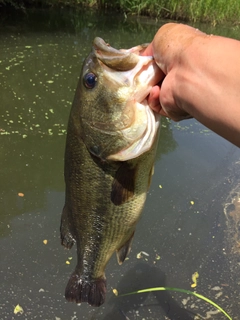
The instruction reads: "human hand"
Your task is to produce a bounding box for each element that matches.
[142,23,240,147]
[143,23,206,121]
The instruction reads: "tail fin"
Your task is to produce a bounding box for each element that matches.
[65,272,106,307]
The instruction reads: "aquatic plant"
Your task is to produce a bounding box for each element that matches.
[120,286,232,319]
[1,0,240,24]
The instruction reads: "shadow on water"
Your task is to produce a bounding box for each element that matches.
[104,262,195,320]
[156,119,178,159]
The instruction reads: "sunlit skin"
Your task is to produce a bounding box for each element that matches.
[142,23,240,147]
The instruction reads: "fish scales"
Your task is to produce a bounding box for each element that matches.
[60,37,161,307]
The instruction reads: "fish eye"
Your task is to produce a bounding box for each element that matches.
[83,72,97,89]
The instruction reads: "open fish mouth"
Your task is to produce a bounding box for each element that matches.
[91,37,161,161]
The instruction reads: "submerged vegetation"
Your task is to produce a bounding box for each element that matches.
[120,287,233,319]
[1,0,240,24]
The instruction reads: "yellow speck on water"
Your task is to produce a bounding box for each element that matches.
[159,185,163,189]
[68,257,73,260]
[190,201,195,205]
[155,254,161,260]
[43,240,48,245]
[18,192,24,197]
[66,260,70,265]
[191,271,199,288]
[113,289,118,296]
[14,304,24,315]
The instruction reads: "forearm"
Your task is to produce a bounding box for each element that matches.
[175,36,240,146]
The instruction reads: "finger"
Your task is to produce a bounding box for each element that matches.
[148,85,161,113]
[159,108,169,118]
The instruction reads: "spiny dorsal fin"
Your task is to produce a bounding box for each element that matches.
[116,232,135,265]
[111,163,137,206]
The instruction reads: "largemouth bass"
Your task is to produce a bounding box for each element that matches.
[60,37,161,307]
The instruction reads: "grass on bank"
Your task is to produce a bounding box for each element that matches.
[1,0,240,25]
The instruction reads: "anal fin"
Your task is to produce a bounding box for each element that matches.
[116,231,135,265]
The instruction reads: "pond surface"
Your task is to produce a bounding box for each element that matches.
[0,8,240,320]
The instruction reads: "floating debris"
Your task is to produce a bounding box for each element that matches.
[14,304,24,315]
[43,240,48,245]
[112,289,118,296]
[137,251,149,259]
[191,271,199,288]
[136,252,142,259]
[18,192,24,197]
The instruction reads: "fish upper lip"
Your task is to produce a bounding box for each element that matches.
[93,37,149,72]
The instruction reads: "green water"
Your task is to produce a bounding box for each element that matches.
[0,8,240,320]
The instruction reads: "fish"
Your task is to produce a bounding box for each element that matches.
[60,37,161,307]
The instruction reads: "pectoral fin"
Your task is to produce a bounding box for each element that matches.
[116,232,135,265]
[111,163,136,206]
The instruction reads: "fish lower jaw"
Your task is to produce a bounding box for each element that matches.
[107,104,160,161]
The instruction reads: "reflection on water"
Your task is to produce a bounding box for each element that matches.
[0,8,240,320]
[224,171,240,254]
